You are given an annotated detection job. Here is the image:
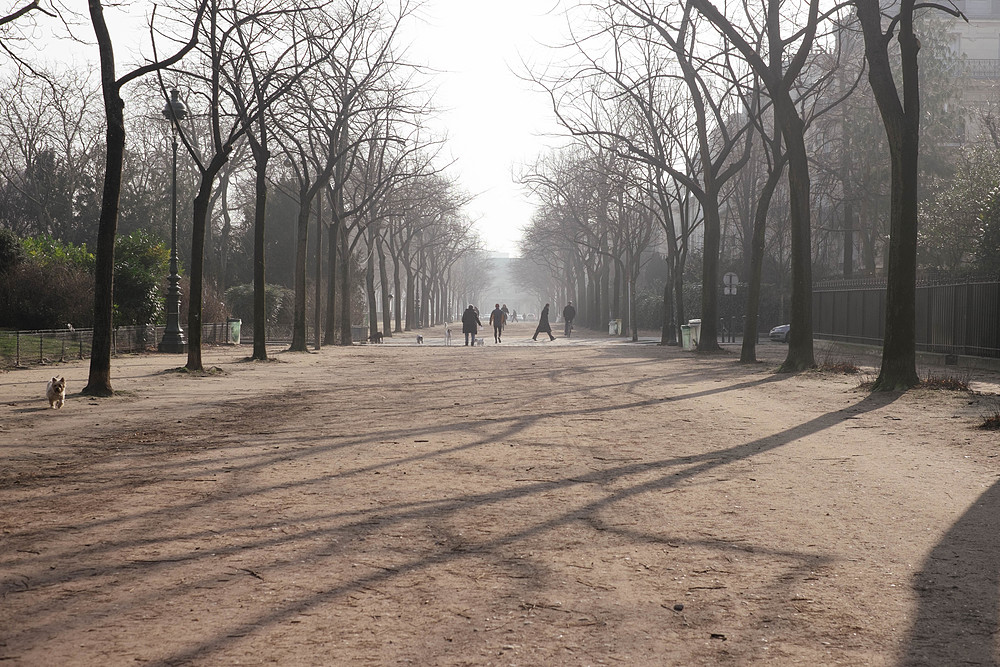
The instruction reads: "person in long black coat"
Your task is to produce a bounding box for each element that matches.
[461,304,483,346]
[532,303,556,341]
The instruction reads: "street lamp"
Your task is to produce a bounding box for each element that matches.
[159,88,187,353]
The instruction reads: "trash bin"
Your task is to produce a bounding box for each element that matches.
[226,318,241,345]
[608,319,620,335]
[688,319,701,348]
[681,325,691,350]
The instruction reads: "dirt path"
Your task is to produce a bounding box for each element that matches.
[2,322,999,666]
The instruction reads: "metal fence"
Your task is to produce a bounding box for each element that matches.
[0,322,239,368]
[813,279,1000,358]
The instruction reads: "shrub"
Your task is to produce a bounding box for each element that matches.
[0,227,26,273]
[0,261,93,329]
[224,283,294,331]
[981,406,1000,430]
[22,234,94,270]
[921,372,971,391]
[113,230,169,327]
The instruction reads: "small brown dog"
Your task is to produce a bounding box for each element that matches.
[46,376,66,409]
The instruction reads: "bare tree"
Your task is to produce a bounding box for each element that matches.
[83,0,205,396]
[854,0,964,390]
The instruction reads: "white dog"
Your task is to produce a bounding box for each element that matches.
[416,334,423,344]
[476,338,485,347]
[46,376,66,409]
[445,327,452,345]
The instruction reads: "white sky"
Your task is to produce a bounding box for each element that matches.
[406,0,569,256]
[57,1,572,257]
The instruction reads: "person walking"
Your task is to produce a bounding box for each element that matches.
[532,303,556,341]
[489,303,506,343]
[461,304,482,346]
[562,301,576,337]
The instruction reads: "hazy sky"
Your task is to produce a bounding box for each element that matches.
[406,1,569,256]
[92,1,571,256]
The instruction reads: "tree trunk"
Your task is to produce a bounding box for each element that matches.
[366,223,377,339]
[660,269,675,345]
[185,179,213,371]
[338,222,352,345]
[377,235,392,336]
[876,123,920,388]
[289,186,310,352]
[776,98,815,370]
[698,197,722,352]
[314,198,322,350]
[250,150,269,362]
[82,0,123,397]
[741,158,783,362]
[324,221,338,345]
[856,0,921,390]
[404,266,415,331]
[392,255,403,333]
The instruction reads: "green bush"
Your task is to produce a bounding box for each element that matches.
[0,227,26,273]
[224,283,294,331]
[22,234,94,270]
[0,261,93,329]
[113,230,169,327]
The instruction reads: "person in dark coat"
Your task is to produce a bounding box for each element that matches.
[532,303,556,341]
[489,303,506,343]
[461,304,483,346]
[562,301,576,337]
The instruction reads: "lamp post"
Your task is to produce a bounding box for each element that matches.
[159,88,187,353]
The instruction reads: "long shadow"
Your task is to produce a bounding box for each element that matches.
[3,345,872,661]
[136,390,900,665]
[901,478,1000,666]
[2,379,892,649]
[2,361,792,515]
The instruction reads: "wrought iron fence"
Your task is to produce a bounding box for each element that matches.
[0,322,239,368]
[813,279,1000,358]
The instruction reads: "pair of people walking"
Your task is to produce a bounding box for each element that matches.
[463,303,509,345]
[489,303,507,343]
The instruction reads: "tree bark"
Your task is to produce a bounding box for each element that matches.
[775,100,815,370]
[314,197,323,349]
[856,0,921,390]
[289,185,311,352]
[82,0,123,397]
[249,148,269,362]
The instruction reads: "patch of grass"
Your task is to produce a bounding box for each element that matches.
[921,371,971,391]
[980,403,1000,430]
[818,361,861,374]
[856,372,877,390]
[0,331,86,367]
[162,365,227,376]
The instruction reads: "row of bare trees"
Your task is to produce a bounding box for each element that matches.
[519,0,963,389]
[0,0,481,394]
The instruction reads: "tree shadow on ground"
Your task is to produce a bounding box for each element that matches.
[902,479,1000,666]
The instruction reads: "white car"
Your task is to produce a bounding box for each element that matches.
[769,324,790,343]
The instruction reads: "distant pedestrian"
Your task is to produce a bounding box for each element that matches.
[532,303,556,341]
[510,309,518,323]
[461,304,483,346]
[489,303,506,343]
[562,301,576,337]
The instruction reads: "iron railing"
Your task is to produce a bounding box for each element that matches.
[1,322,238,368]
[813,279,1000,358]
